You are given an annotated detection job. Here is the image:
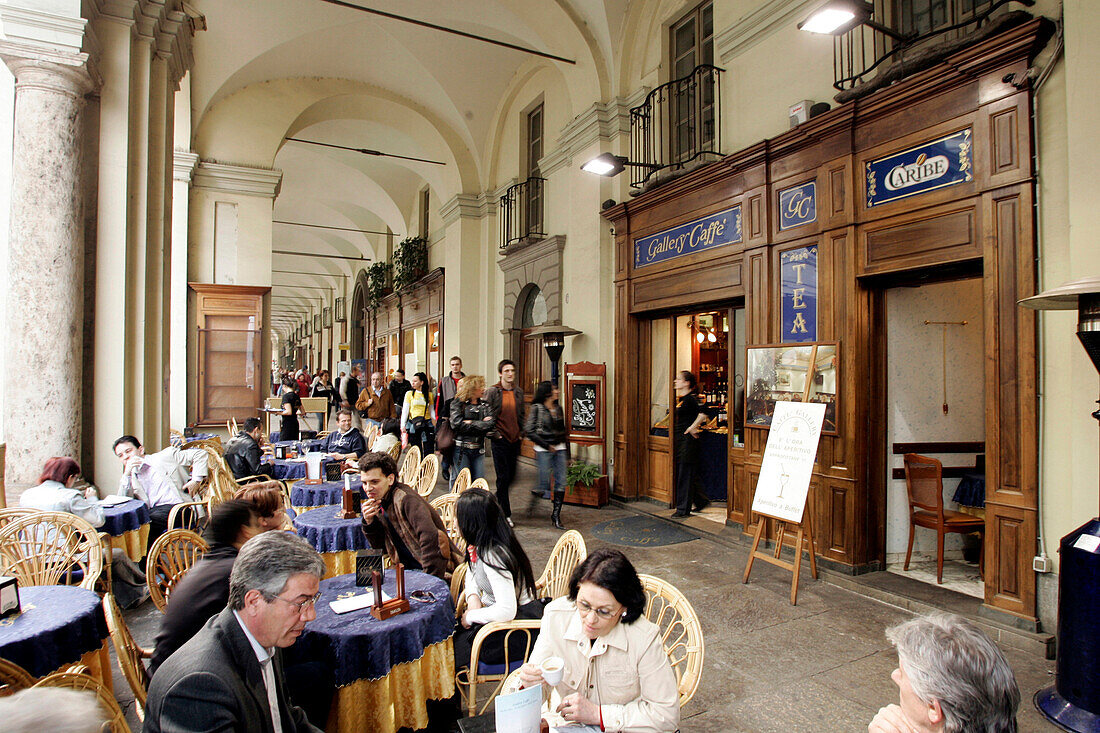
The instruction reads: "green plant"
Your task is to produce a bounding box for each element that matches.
[366,261,392,310]
[566,460,603,488]
[392,236,428,291]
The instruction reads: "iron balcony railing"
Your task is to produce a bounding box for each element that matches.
[499,176,545,251]
[629,64,723,189]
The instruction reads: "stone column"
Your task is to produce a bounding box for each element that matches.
[0,46,94,483]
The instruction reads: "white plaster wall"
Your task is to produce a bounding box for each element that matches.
[885,279,985,560]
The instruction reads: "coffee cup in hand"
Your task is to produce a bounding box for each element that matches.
[541,657,564,686]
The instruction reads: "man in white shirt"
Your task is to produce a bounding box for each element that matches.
[114,434,208,548]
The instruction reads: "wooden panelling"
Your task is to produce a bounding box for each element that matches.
[985,501,1036,619]
[747,191,766,243]
[991,108,1018,174]
[861,207,978,275]
[647,442,672,503]
[631,258,742,313]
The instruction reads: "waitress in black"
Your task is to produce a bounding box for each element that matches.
[279,376,304,441]
[673,370,710,517]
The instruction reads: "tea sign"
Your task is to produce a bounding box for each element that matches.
[751,401,826,523]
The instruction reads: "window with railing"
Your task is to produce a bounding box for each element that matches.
[499,177,546,251]
[670,3,715,164]
[525,104,544,236]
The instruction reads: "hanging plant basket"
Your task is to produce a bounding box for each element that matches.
[366,261,392,310]
[392,236,428,292]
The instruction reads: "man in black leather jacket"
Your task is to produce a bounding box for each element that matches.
[224,418,275,480]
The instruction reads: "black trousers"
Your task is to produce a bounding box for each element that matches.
[675,460,708,514]
[490,438,522,517]
[148,504,174,548]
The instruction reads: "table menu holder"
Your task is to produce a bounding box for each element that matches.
[275,445,287,460]
[370,563,410,620]
[356,549,384,587]
[0,576,21,618]
[340,474,360,519]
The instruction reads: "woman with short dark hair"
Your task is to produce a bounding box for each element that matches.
[518,548,679,732]
[525,380,569,529]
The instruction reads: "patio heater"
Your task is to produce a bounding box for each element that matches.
[524,324,581,386]
[1020,277,1100,732]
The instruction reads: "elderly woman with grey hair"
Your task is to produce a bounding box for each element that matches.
[869,613,1020,733]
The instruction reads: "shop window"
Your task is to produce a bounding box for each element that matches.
[650,318,671,435]
[669,1,714,163]
[525,103,544,235]
[419,188,430,240]
[518,286,548,396]
[403,325,427,377]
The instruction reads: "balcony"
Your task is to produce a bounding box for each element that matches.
[499,176,545,252]
[629,64,723,190]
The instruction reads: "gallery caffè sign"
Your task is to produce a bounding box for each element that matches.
[633,205,742,269]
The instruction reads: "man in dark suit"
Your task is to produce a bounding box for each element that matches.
[144,531,325,733]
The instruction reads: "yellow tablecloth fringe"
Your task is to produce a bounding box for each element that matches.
[111,525,150,562]
[42,639,113,694]
[325,637,455,733]
[320,550,357,579]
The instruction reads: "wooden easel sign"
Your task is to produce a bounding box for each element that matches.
[743,401,827,605]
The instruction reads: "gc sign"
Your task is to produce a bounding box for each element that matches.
[778,181,817,231]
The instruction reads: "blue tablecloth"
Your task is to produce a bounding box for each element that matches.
[0,585,108,677]
[267,456,335,481]
[953,472,986,508]
[286,571,454,685]
[272,439,325,452]
[171,432,217,447]
[99,498,150,536]
[293,506,370,554]
[291,478,363,509]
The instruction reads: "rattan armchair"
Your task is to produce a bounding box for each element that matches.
[385,442,402,461]
[33,669,130,733]
[398,445,421,485]
[413,453,440,497]
[103,592,150,721]
[167,497,212,533]
[456,618,543,716]
[0,511,103,590]
[450,467,472,494]
[535,529,587,599]
[468,477,489,493]
[430,493,464,556]
[146,529,209,612]
[638,574,704,707]
[0,658,34,697]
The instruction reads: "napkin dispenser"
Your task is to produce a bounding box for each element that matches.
[0,576,20,618]
[275,444,286,460]
[356,549,384,587]
[304,451,324,484]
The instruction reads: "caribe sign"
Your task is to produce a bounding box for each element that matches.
[633,205,742,269]
[866,128,972,207]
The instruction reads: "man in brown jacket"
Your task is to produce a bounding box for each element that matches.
[357,371,396,429]
[358,451,459,580]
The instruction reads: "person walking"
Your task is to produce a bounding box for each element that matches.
[339,366,362,429]
[525,380,568,529]
[672,370,709,517]
[400,371,436,455]
[449,375,493,488]
[484,359,525,525]
[435,356,465,482]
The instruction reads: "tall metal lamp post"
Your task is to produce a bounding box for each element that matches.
[1020,277,1100,732]
[524,324,581,386]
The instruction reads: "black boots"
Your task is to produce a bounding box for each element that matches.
[551,492,565,530]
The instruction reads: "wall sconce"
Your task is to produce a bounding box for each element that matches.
[798,0,908,41]
[581,152,660,178]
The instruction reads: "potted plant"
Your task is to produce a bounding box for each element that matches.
[366,261,392,310]
[392,236,428,291]
[564,460,609,508]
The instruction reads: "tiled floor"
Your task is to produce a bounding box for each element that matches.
[886,558,985,599]
[108,458,1058,732]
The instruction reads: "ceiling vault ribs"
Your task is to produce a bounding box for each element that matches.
[313,0,577,65]
[284,137,447,166]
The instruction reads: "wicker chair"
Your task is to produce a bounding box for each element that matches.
[168,428,185,446]
[457,619,542,716]
[167,497,213,533]
[146,529,209,612]
[450,467,472,494]
[468,477,489,493]
[0,511,103,590]
[0,507,35,529]
[0,658,34,697]
[385,442,402,461]
[413,453,440,497]
[364,423,380,449]
[535,529,587,599]
[32,669,130,733]
[398,445,421,485]
[103,593,151,720]
[449,561,468,606]
[430,493,464,556]
[638,574,705,707]
[181,436,223,454]
[199,445,268,503]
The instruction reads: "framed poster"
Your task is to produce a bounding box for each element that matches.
[563,360,607,472]
[745,342,838,435]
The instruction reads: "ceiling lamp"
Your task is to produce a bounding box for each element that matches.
[581,152,659,178]
[798,0,908,41]
[708,330,717,343]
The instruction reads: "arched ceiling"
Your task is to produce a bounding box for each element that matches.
[188,0,633,338]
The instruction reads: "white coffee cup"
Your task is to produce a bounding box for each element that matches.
[541,656,564,686]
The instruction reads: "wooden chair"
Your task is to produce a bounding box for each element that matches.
[398,445,421,485]
[902,453,985,583]
[199,445,264,503]
[468,477,489,493]
[457,618,542,716]
[103,593,151,720]
[226,417,239,435]
[450,467,472,494]
[146,529,209,612]
[0,511,102,590]
[430,493,464,556]
[0,658,34,697]
[638,574,705,707]
[32,669,130,733]
[535,529,587,599]
[413,453,440,497]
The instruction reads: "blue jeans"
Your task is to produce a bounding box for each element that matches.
[453,446,484,489]
[536,449,568,498]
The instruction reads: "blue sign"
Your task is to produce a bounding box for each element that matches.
[778,181,817,231]
[633,205,741,269]
[866,128,972,207]
[781,246,817,343]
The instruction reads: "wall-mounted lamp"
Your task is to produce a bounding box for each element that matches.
[581,152,660,178]
[798,0,908,41]
[525,323,581,386]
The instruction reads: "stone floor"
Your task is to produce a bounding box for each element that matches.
[106,457,1058,732]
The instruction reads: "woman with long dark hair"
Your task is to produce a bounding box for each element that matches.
[525,380,569,529]
[400,371,436,455]
[672,370,709,517]
[453,488,540,671]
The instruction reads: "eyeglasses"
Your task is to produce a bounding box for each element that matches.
[266,591,322,612]
[409,590,436,603]
[576,599,621,620]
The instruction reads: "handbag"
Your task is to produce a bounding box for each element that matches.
[435,415,455,452]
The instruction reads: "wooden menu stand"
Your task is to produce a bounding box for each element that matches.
[742,511,818,606]
[370,563,410,620]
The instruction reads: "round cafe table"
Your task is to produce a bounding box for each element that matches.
[290,477,363,515]
[265,455,335,481]
[286,571,455,733]
[292,505,371,578]
[100,497,151,561]
[0,585,113,692]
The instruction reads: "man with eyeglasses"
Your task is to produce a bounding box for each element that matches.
[145,531,326,732]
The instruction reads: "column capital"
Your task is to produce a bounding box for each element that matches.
[0,41,96,97]
[173,149,199,182]
[193,160,283,198]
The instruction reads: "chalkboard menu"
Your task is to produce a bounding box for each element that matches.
[571,383,598,432]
